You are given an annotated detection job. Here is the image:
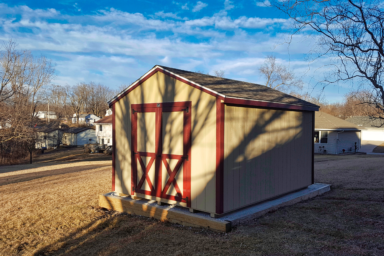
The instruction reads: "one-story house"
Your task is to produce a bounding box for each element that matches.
[108,65,319,216]
[315,112,361,154]
[346,116,384,141]
[94,115,112,146]
[35,127,63,149]
[62,127,97,146]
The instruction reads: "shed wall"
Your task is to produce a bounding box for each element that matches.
[223,106,313,213]
[114,71,217,213]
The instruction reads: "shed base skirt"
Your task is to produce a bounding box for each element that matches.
[99,183,330,232]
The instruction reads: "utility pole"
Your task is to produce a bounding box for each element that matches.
[48,101,50,123]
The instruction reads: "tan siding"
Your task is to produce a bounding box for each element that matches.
[223,106,313,213]
[114,71,217,213]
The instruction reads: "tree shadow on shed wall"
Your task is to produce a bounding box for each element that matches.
[33,70,311,255]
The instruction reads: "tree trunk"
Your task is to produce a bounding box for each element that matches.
[30,150,33,164]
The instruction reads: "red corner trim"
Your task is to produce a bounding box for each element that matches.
[216,98,224,214]
[224,97,318,112]
[109,67,221,107]
[112,104,116,191]
[311,111,315,184]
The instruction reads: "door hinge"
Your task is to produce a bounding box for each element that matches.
[182,196,188,202]
[182,155,188,161]
[182,107,189,113]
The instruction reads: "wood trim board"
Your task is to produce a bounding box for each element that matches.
[99,193,231,232]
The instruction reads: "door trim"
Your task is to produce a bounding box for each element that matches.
[131,101,192,207]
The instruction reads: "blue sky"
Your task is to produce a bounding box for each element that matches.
[0,0,354,102]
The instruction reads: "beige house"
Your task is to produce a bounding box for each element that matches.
[108,65,318,216]
[315,112,361,154]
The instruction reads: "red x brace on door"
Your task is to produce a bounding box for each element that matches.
[131,102,191,207]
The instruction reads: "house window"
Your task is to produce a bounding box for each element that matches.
[320,131,329,143]
[314,131,319,143]
[100,125,103,131]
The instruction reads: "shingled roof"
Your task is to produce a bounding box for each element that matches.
[109,65,319,111]
[95,115,112,124]
[315,112,360,130]
[346,116,384,128]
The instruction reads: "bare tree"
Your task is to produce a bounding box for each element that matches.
[272,0,384,115]
[69,84,88,124]
[88,83,113,117]
[259,55,303,92]
[0,40,54,164]
[213,70,225,78]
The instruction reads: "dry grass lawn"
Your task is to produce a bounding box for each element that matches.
[1,155,384,255]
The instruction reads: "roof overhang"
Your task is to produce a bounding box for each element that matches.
[109,65,319,112]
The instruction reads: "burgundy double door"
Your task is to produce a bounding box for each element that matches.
[131,102,191,207]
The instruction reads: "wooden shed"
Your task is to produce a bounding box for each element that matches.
[108,65,319,216]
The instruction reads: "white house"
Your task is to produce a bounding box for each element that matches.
[315,112,361,154]
[72,114,101,125]
[346,116,384,141]
[36,111,57,120]
[94,115,112,145]
[62,127,97,146]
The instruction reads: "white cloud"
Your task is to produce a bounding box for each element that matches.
[224,0,235,10]
[0,3,347,100]
[181,3,189,10]
[73,3,81,12]
[192,1,208,12]
[155,11,183,20]
[256,0,271,7]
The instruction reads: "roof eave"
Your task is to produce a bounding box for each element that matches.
[108,65,225,107]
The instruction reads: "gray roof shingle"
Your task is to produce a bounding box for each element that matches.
[158,66,318,109]
[315,112,360,130]
[346,116,384,128]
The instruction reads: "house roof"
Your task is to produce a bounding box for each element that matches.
[38,111,56,114]
[345,116,384,128]
[36,126,61,133]
[95,115,112,124]
[109,65,319,111]
[63,127,93,134]
[315,112,360,130]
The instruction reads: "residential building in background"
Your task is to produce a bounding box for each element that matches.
[36,111,57,120]
[94,115,112,145]
[62,127,97,146]
[35,127,63,149]
[346,116,384,141]
[315,112,361,154]
[72,114,101,125]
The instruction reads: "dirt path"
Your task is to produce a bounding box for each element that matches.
[0,161,111,186]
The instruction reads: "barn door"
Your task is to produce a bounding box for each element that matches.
[131,102,191,207]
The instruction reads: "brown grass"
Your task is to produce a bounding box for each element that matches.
[1,155,384,255]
